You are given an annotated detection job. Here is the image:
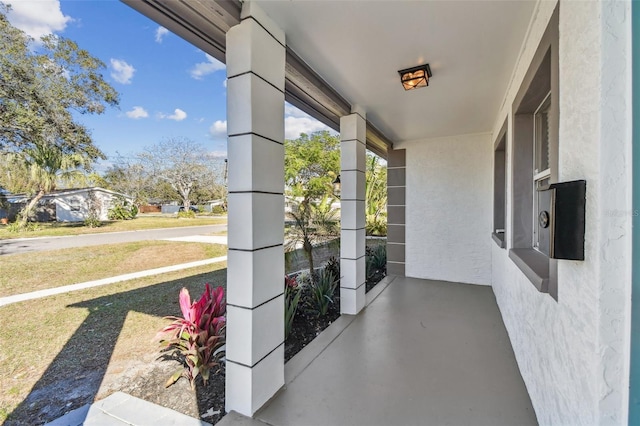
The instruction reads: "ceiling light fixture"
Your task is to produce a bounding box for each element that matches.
[398,64,432,91]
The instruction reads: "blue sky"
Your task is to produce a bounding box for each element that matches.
[5,0,331,169]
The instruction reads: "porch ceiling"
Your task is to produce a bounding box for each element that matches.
[123,0,536,146]
[257,0,536,143]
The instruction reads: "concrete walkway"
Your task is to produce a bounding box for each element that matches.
[220,276,537,426]
[46,392,211,426]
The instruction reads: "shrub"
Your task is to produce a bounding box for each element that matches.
[6,219,40,233]
[324,256,340,282]
[177,210,196,219]
[366,245,387,278]
[108,196,137,220]
[211,205,225,215]
[83,215,101,228]
[156,284,226,389]
[366,214,387,236]
[370,244,387,270]
[284,275,301,340]
[309,269,337,316]
[6,221,21,233]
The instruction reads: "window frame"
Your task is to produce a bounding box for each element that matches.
[492,119,507,248]
[532,91,552,253]
[508,5,559,300]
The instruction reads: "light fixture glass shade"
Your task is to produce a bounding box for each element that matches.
[398,64,432,91]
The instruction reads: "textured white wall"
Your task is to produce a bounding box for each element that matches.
[399,132,492,285]
[490,1,633,425]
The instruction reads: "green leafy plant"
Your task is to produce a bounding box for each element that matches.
[366,213,387,236]
[366,245,387,278]
[6,221,21,233]
[285,194,339,282]
[107,196,137,220]
[365,155,387,236]
[83,215,101,228]
[370,244,387,270]
[156,284,226,389]
[309,269,338,316]
[6,218,40,233]
[211,205,225,215]
[284,275,301,340]
[324,256,340,283]
[177,210,196,219]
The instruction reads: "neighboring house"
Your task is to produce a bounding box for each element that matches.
[123,1,636,424]
[4,187,133,222]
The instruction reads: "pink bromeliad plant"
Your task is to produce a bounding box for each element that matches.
[156,283,226,389]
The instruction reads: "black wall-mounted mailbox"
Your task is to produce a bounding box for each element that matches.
[547,180,586,260]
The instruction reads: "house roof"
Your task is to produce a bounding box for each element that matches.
[6,187,133,201]
[122,0,537,149]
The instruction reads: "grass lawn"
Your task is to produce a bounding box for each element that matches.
[0,241,227,298]
[0,263,227,424]
[0,215,227,240]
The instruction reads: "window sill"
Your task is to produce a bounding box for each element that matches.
[509,248,549,293]
[492,232,505,248]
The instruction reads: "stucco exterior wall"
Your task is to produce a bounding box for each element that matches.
[490,1,633,425]
[398,132,492,286]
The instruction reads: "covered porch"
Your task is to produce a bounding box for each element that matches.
[221,275,535,426]
[121,0,634,424]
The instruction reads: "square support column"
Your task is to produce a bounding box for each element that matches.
[225,2,286,417]
[340,112,367,314]
[387,149,406,277]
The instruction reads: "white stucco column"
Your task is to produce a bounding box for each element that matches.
[340,112,367,314]
[225,2,285,417]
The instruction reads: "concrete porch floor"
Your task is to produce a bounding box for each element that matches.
[221,276,537,426]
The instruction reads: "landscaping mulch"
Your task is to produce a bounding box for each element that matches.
[285,288,341,362]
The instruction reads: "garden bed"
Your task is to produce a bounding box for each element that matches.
[105,262,387,426]
[6,246,386,426]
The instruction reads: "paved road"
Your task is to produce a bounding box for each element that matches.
[0,224,227,256]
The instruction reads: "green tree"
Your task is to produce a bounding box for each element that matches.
[13,142,89,226]
[0,5,118,157]
[285,130,340,199]
[286,194,340,279]
[285,131,341,280]
[365,154,387,236]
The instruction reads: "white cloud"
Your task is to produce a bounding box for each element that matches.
[190,54,226,80]
[284,105,331,139]
[209,120,227,138]
[125,106,148,119]
[110,59,136,84]
[155,26,169,43]
[223,79,227,88]
[5,0,71,40]
[159,108,187,121]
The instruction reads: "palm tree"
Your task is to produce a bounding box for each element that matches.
[286,194,340,282]
[365,154,387,236]
[15,142,87,226]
